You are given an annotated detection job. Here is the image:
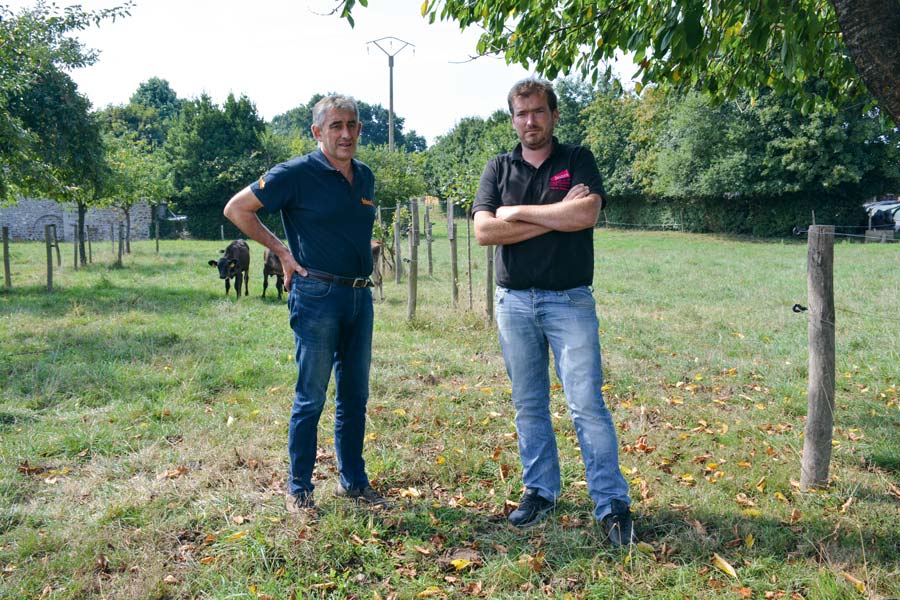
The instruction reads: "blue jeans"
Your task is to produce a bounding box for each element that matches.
[286,275,373,495]
[495,286,630,521]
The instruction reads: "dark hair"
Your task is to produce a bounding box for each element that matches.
[507,77,558,114]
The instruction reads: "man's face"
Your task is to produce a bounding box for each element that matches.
[511,92,558,151]
[312,108,361,163]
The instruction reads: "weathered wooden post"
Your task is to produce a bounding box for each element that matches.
[407,199,419,321]
[485,245,494,323]
[376,206,385,282]
[220,224,225,241]
[466,206,473,310]
[155,219,160,254]
[109,222,115,255]
[45,224,54,292]
[72,224,79,271]
[424,203,433,277]
[394,213,403,283]
[448,201,458,307]
[2,226,11,289]
[87,227,93,264]
[117,222,124,267]
[800,225,836,490]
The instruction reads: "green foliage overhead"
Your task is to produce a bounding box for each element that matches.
[340,1,900,124]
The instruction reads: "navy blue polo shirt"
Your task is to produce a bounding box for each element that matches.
[250,148,376,278]
[473,139,606,290]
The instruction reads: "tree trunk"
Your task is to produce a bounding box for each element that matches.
[77,201,87,266]
[830,0,900,125]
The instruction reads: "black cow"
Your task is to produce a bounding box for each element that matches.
[208,239,250,298]
[262,248,284,300]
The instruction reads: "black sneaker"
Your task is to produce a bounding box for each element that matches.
[601,499,636,547]
[285,490,315,514]
[335,484,393,508]
[507,489,555,528]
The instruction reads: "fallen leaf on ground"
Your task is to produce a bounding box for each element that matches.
[712,553,738,578]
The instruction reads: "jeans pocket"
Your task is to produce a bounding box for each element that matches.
[494,286,508,305]
[564,286,595,307]
[295,275,332,298]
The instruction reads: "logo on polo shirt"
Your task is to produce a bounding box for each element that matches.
[361,198,374,206]
[549,169,571,191]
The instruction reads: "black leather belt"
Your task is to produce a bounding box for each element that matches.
[305,269,374,288]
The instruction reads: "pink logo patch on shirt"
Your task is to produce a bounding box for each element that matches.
[549,169,571,191]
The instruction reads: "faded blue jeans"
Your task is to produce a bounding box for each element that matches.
[495,286,630,521]
[286,274,373,496]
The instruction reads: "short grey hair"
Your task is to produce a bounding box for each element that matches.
[507,77,558,114]
[312,95,359,129]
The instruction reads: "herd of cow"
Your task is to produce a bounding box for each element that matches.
[208,239,383,300]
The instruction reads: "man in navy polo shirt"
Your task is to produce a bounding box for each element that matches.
[224,94,390,513]
[473,78,635,546]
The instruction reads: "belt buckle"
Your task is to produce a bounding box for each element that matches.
[352,277,368,288]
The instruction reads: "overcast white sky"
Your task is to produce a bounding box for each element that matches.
[8,0,636,145]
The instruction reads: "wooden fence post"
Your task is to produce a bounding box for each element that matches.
[466,207,473,310]
[87,227,93,264]
[800,225,836,490]
[448,201,458,307]
[394,215,403,283]
[424,204,433,277]
[45,224,54,292]
[485,245,494,323]
[376,206,385,282]
[109,222,115,255]
[407,199,419,321]
[2,226,10,289]
[155,219,160,254]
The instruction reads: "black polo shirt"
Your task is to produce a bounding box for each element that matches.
[251,149,376,278]
[473,139,605,290]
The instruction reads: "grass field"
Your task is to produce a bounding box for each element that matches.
[1,227,898,599]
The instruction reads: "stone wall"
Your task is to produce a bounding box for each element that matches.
[0,199,152,242]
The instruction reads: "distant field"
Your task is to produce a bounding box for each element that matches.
[1,228,898,599]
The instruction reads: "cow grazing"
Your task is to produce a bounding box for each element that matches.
[262,248,284,300]
[208,239,250,298]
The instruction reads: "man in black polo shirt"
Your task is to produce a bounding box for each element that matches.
[224,94,390,514]
[473,78,634,546]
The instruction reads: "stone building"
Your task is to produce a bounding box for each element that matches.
[0,199,152,242]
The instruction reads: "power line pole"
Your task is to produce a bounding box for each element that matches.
[368,36,414,151]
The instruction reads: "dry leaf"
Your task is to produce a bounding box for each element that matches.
[841,572,866,594]
[449,559,470,571]
[712,553,738,578]
[417,587,443,598]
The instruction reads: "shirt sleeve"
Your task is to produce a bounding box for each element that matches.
[571,147,607,209]
[249,161,297,214]
[472,158,501,214]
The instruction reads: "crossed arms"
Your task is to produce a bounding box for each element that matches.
[473,183,603,247]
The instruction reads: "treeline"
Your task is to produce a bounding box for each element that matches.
[3,3,898,244]
[428,78,900,236]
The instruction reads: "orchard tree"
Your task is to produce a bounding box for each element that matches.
[100,118,173,250]
[338,0,900,125]
[0,0,131,202]
[7,65,107,262]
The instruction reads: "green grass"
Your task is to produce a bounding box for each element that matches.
[1,228,898,599]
